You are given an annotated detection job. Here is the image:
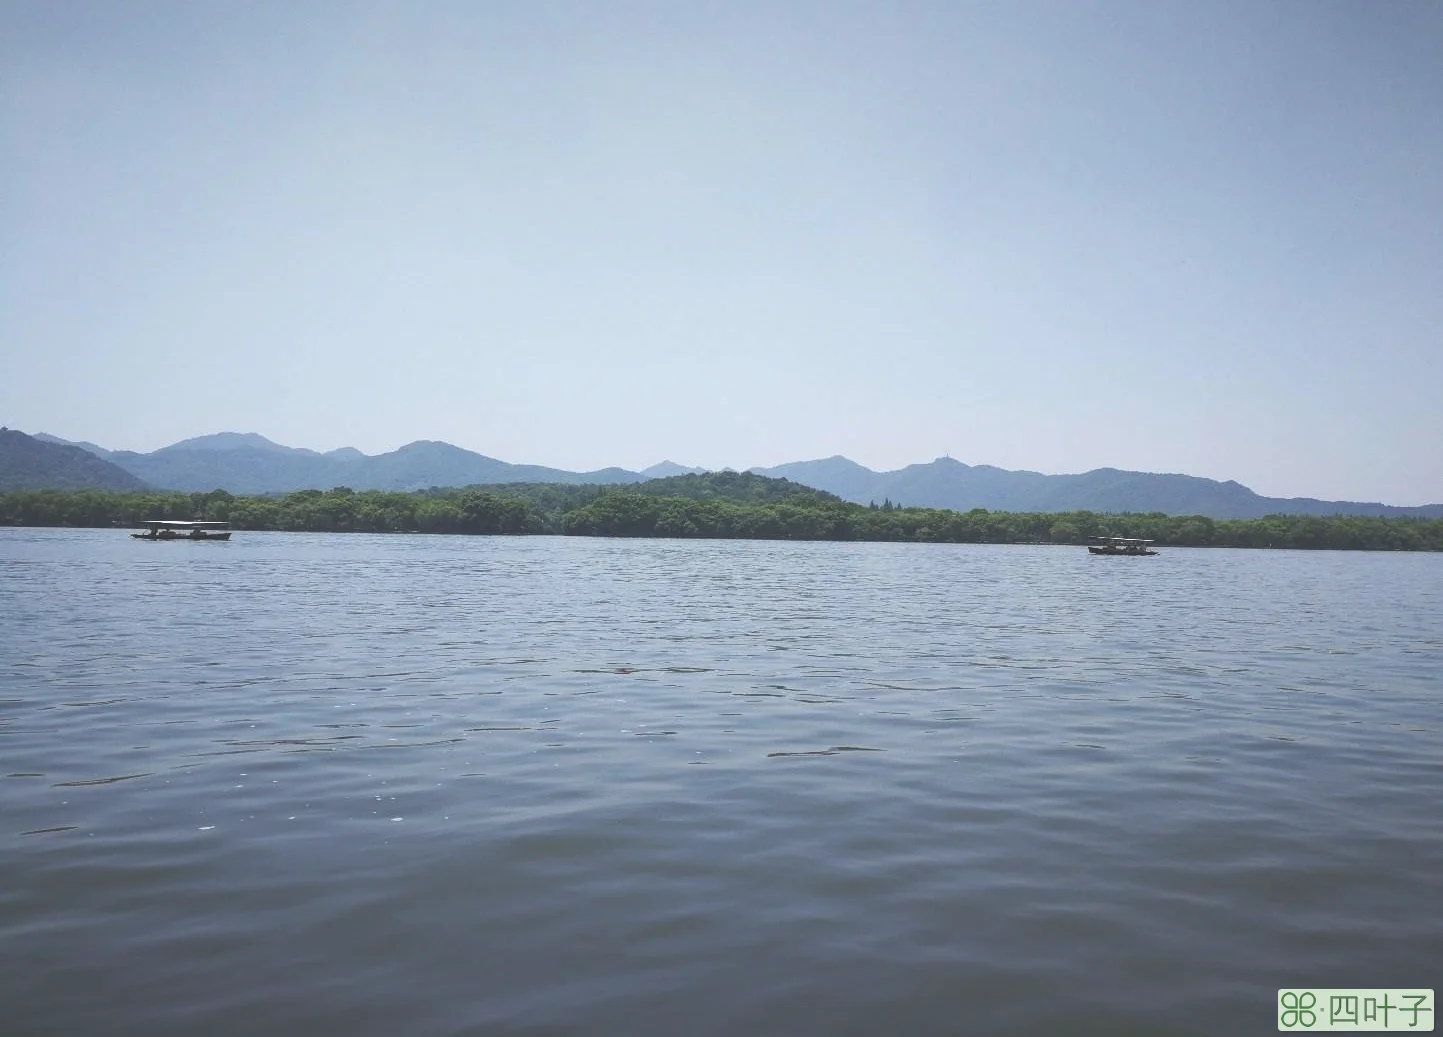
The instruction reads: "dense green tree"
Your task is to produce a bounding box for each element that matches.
[3,480,1441,551]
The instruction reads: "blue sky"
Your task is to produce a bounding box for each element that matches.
[3,1,1440,503]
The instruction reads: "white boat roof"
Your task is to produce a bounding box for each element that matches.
[1091,536,1155,543]
[140,520,230,528]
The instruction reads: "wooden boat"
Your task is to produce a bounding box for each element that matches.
[132,520,232,541]
[1087,536,1156,556]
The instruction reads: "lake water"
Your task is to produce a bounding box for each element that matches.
[2,528,1440,1036]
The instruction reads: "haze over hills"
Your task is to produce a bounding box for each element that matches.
[11,430,1443,520]
[31,432,118,460]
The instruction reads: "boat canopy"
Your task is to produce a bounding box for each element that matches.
[1089,536,1155,544]
[139,520,230,529]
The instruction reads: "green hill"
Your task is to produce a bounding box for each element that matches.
[0,429,152,492]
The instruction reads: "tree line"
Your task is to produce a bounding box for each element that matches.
[2,476,1441,551]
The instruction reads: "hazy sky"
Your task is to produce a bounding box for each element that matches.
[3,1,1440,503]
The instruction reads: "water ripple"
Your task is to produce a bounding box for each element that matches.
[1,530,1441,1036]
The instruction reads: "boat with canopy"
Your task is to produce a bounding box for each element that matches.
[132,520,232,541]
[1087,536,1157,556]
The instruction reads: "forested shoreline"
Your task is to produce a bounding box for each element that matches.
[2,472,1441,551]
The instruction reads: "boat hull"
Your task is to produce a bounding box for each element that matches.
[1088,545,1156,556]
[132,532,232,541]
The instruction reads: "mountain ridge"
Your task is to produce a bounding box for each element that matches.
[749,456,1443,519]
[1,429,152,492]
[15,431,1443,519]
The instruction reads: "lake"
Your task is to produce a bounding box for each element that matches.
[2,528,1440,1035]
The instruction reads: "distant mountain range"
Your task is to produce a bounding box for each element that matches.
[749,456,1443,520]
[5,429,1440,520]
[22,431,702,496]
